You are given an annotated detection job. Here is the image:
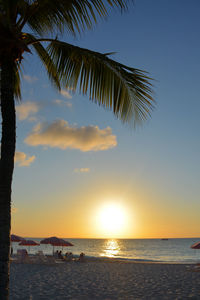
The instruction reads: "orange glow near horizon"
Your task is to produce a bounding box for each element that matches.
[11,183,200,239]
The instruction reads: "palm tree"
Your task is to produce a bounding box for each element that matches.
[0,0,154,298]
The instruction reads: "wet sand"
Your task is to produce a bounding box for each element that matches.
[10,260,200,299]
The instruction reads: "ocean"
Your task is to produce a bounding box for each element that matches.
[12,238,200,263]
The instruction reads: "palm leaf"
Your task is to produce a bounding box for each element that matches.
[17,0,131,36]
[25,34,60,89]
[46,40,154,125]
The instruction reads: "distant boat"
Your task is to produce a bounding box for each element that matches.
[161,238,168,241]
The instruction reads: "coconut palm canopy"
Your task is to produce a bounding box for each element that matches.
[0,0,154,124]
[0,0,154,298]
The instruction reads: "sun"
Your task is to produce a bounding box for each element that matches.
[97,203,127,237]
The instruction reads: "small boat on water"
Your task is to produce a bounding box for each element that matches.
[161,238,169,241]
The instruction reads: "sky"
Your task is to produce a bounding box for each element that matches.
[11,0,200,239]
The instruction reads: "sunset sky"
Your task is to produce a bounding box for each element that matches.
[11,0,200,239]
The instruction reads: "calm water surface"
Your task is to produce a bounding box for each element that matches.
[12,238,200,263]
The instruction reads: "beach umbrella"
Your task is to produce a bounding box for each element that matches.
[40,236,73,253]
[191,242,200,249]
[40,236,73,246]
[11,234,25,242]
[19,239,40,253]
[10,234,25,255]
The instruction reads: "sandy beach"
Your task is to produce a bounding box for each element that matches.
[10,259,200,300]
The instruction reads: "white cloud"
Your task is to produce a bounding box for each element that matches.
[60,89,72,99]
[15,151,36,167]
[25,120,117,152]
[54,99,72,108]
[74,168,90,173]
[23,75,38,83]
[16,101,39,121]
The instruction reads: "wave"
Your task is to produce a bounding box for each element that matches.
[84,255,197,264]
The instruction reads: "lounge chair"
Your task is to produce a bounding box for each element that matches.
[16,249,29,263]
[34,250,49,263]
[55,259,65,264]
[45,255,57,264]
[187,263,200,272]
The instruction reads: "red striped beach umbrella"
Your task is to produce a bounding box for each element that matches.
[40,236,73,253]
[19,240,40,246]
[11,234,25,242]
[191,242,200,249]
[19,240,40,253]
[10,234,25,255]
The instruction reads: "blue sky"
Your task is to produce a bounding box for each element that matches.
[12,0,200,238]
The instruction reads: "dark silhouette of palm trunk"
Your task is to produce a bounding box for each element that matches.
[0,58,16,299]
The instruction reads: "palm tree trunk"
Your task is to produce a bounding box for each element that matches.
[0,58,16,299]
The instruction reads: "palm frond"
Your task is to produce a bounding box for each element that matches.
[26,34,60,90]
[18,0,131,36]
[46,40,154,125]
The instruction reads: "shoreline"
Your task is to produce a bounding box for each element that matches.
[84,256,198,264]
[11,253,199,265]
[11,237,200,265]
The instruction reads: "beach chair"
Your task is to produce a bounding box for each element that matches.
[187,263,200,272]
[45,255,57,264]
[16,249,29,263]
[55,259,65,264]
[35,250,48,263]
[186,261,200,272]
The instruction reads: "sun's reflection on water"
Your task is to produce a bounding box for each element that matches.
[101,239,120,258]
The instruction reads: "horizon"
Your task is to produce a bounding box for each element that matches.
[11,235,200,240]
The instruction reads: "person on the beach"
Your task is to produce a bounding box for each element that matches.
[64,252,73,261]
[58,250,63,259]
[79,252,85,262]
